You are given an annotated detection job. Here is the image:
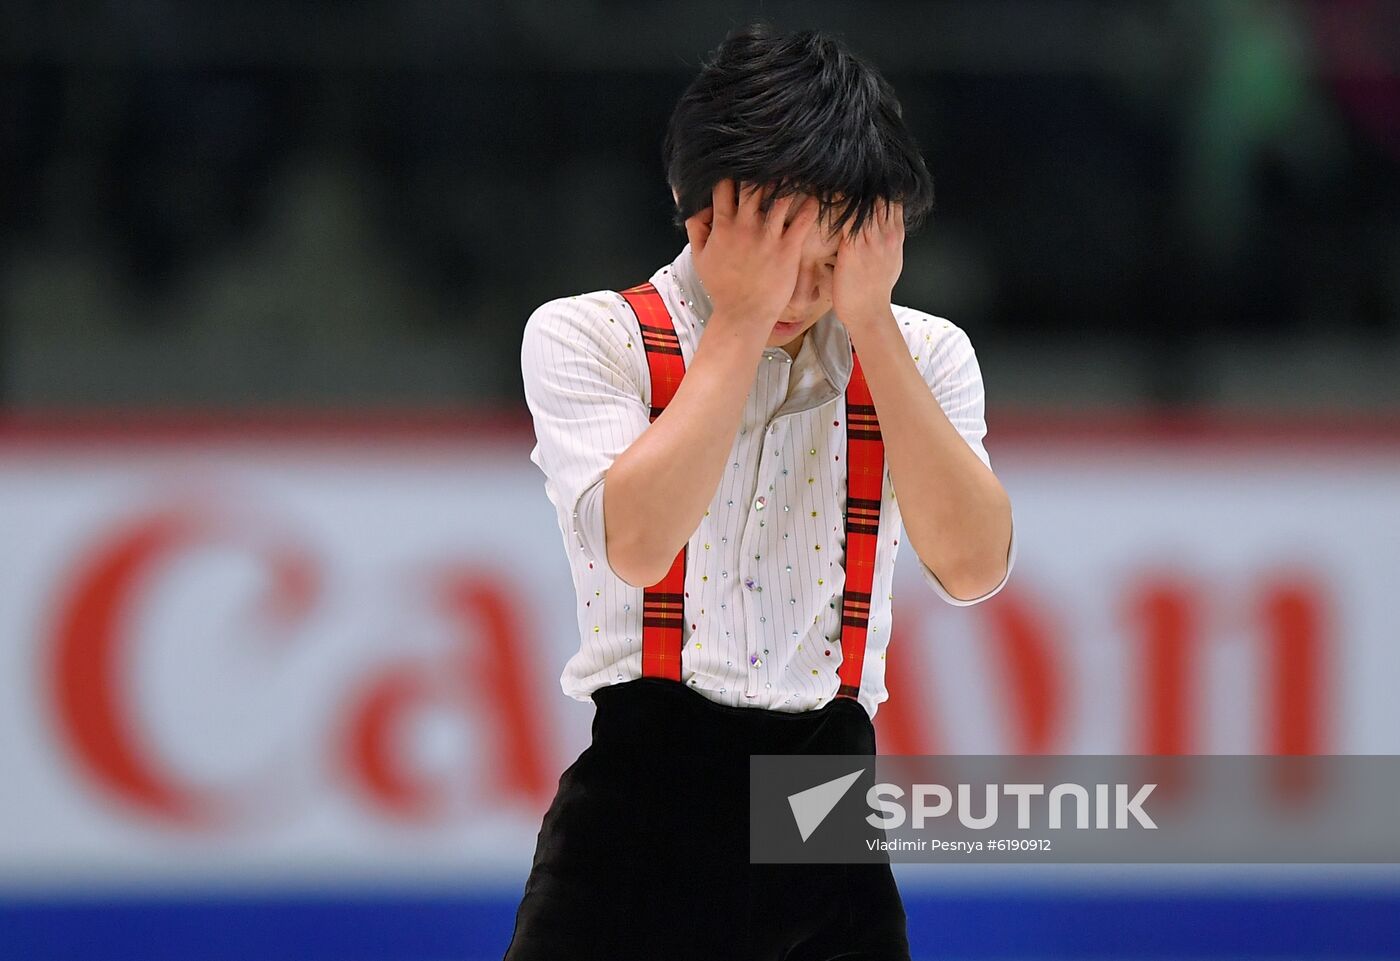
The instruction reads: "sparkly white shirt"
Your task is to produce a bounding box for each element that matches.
[520,242,1017,718]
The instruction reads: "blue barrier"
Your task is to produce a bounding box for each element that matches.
[3,887,1399,960]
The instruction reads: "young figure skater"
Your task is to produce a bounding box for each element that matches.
[508,22,1017,961]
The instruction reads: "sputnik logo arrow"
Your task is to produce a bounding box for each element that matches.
[787,769,865,842]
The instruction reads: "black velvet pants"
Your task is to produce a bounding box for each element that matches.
[502,676,911,961]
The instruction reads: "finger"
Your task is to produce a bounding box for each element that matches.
[840,218,864,252]
[765,191,798,237]
[782,194,820,246]
[684,209,712,255]
[712,178,737,222]
[737,180,765,225]
[878,200,900,247]
[843,214,865,249]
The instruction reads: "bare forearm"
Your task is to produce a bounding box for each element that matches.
[601,179,818,586]
[602,311,763,586]
[847,311,1012,598]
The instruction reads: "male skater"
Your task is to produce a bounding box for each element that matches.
[508,22,1017,961]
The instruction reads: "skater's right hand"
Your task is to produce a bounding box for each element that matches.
[683,178,821,332]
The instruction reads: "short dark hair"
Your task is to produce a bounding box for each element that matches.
[663,22,935,238]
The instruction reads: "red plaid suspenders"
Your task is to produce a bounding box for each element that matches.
[618,281,885,703]
[621,283,688,681]
[837,348,885,701]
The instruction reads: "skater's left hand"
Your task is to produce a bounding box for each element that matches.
[831,198,904,332]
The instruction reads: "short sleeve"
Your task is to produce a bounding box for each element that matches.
[909,318,1017,606]
[520,293,651,580]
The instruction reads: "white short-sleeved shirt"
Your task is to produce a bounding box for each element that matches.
[520,242,1017,718]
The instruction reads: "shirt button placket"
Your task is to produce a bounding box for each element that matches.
[741,418,785,699]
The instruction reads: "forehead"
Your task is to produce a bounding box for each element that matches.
[807,229,842,258]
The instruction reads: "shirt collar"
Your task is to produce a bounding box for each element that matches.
[667,242,853,390]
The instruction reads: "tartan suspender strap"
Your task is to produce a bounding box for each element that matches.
[835,348,885,703]
[618,282,686,680]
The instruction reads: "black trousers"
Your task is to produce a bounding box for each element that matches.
[502,677,911,961]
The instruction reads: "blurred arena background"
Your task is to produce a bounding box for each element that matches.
[3,1,1399,959]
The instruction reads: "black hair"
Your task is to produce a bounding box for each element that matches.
[663,22,935,239]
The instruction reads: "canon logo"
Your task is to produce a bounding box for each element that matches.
[45,504,553,830]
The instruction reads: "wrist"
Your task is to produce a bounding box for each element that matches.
[703,307,778,349]
[838,302,896,333]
